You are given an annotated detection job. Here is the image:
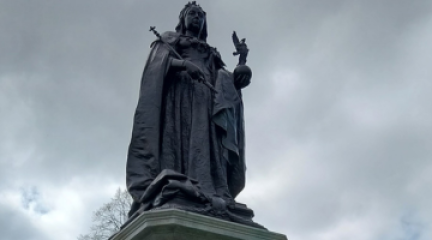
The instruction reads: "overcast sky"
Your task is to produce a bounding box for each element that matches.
[1,0,432,239]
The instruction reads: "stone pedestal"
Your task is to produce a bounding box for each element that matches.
[110,209,287,240]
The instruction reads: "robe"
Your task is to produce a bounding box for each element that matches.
[126,31,246,214]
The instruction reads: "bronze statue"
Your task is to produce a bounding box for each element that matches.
[125,1,260,228]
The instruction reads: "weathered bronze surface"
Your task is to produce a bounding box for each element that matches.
[125,1,259,229]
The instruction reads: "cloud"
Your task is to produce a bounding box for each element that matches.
[0,205,47,240]
[1,0,432,239]
[21,186,50,215]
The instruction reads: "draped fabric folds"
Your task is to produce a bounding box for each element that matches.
[126,31,246,215]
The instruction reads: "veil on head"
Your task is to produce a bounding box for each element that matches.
[175,1,208,42]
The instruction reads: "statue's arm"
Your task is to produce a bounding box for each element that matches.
[150,32,203,79]
[233,65,252,90]
[209,43,251,90]
[170,58,187,70]
[168,57,204,81]
[151,31,187,72]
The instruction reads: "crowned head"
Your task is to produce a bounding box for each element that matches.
[175,1,208,41]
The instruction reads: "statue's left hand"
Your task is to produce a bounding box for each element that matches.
[235,74,251,89]
[233,65,252,89]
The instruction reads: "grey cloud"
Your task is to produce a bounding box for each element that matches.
[0,204,47,240]
[1,0,432,239]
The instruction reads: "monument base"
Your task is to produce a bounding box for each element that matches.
[110,209,287,240]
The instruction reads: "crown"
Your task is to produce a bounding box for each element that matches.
[185,1,201,9]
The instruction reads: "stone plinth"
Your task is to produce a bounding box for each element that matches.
[110,209,287,240]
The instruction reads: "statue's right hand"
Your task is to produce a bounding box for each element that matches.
[184,60,205,81]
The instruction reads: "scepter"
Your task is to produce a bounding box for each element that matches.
[149,26,217,93]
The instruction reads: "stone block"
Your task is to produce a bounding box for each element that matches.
[110,209,287,240]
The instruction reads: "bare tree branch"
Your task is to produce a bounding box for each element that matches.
[77,188,132,240]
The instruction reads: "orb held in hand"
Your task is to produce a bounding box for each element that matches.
[234,65,252,89]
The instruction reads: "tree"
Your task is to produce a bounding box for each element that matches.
[78,188,132,240]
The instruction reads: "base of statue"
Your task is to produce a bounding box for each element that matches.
[150,193,265,229]
[109,209,288,240]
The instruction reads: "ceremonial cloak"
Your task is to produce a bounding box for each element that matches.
[126,31,246,214]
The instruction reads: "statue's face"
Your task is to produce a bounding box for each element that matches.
[184,6,205,33]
